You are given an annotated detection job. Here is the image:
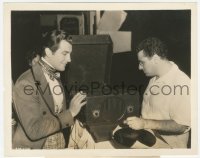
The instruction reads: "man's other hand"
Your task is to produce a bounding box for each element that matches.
[124,117,146,130]
[69,91,87,117]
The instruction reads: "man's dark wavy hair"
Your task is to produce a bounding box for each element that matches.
[136,37,168,59]
[41,29,72,57]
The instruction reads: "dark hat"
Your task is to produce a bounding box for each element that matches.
[113,127,156,148]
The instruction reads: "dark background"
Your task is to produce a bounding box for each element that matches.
[11,10,191,95]
[11,10,191,147]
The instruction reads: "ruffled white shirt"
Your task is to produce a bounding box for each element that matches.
[41,57,63,114]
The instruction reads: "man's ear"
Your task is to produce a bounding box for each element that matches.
[152,54,160,64]
[44,48,52,57]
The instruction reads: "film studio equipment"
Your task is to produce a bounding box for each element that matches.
[65,34,141,143]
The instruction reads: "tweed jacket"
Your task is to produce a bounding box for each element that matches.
[13,62,74,149]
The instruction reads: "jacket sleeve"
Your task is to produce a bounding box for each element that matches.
[13,79,74,141]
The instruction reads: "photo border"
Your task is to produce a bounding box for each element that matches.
[4,2,198,157]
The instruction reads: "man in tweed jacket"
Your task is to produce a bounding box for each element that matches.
[13,30,87,149]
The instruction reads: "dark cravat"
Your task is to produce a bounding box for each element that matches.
[39,59,60,81]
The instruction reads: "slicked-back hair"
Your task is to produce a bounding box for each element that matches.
[136,37,168,59]
[41,29,71,57]
[26,48,40,66]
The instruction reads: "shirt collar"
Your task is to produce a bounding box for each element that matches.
[152,61,179,84]
[39,57,60,81]
[41,57,55,69]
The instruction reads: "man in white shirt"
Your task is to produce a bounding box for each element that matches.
[124,37,191,148]
[13,30,87,149]
[68,37,191,149]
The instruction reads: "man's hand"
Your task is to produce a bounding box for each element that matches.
[124,117,190,134]
[124,117,146,130]
[69,91,87,117]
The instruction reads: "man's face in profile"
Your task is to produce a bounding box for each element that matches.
[137,50,156,77]
[48,40,72,71]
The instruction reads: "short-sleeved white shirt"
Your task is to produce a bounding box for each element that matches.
[141,62,191,148]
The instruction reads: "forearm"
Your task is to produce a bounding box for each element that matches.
[27,116,61,140]
[143,119,189,134]
[25,109,74,140]
[14,81,74,140]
